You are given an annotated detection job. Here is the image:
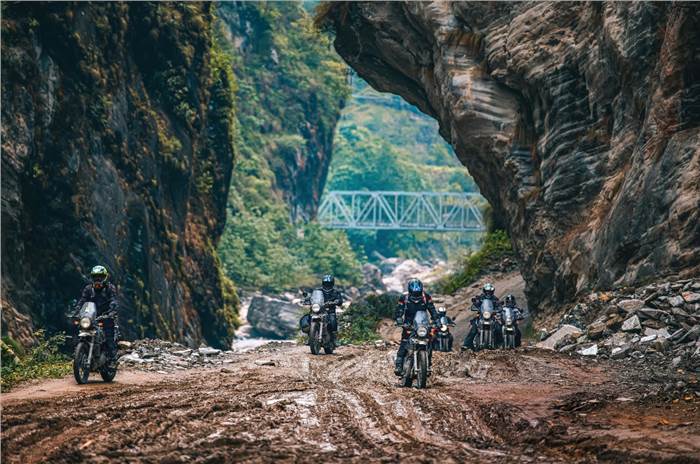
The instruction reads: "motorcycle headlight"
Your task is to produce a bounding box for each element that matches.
[441,324,448,332]
[80,317,92,329]
[416,326,428,337]
[483,311,491,319]
[312,304,320,313]
[506,317,513,325]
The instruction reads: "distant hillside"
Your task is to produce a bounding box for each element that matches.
[326,76,483,261]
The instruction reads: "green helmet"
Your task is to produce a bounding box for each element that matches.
[90,265,109,287]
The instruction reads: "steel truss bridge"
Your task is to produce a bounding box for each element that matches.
[317,191,485,232]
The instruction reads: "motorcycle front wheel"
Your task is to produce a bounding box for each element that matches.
[323,341,334,355]
[100,362,117,382]
[416,350,428,389]
[401,356,413,388]
[73,342,90,384]
[309,324,321,355]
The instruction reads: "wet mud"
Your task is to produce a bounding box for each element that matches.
[2,345,699,463]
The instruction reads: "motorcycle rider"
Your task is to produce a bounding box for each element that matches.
[434,306,455,351]
[501,294,524,347]
[315,274,343,346]
[394,278,438,376]
[461,282,502,351]
[74,265,119,362]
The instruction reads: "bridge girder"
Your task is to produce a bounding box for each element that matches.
[317,191,485,232]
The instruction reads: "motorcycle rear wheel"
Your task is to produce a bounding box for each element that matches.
[73,343,90,385]
[416,350,428,389]
[401,357,413,388]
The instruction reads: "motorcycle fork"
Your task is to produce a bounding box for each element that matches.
[87,338,95,368]
[413,348,418,376]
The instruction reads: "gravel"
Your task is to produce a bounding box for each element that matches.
[538,278,700,375]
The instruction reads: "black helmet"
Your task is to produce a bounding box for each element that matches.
[407,278,423,297]
[504,294,516,307]
[483,282,495,297]
[322,274,335,291]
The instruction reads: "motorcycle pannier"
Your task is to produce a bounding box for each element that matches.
[299,314,311,334]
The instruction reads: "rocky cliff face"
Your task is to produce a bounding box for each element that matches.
[2,3,238,348]
[322,2,700,313]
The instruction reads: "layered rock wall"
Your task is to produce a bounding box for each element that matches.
[322,2,700,312]
[2,3,238,347]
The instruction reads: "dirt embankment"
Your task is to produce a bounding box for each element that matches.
[2,343,698,463]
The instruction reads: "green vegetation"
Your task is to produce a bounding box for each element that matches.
[326,77,484,261]
[338,293,398,344]
[437,230,513,294]
[215,2,361,292]
[1,331,71,391]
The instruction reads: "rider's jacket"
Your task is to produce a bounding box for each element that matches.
[471,294,501,311]
[321,288,344,313]
[75,283,118,317]
[396,292,438,323]
[500,305,523,321]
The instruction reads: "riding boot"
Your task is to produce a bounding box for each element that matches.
[394,357,404,376]
[331,331,338,348]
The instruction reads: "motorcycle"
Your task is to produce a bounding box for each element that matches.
[473,298,497,351]
[399,310,432,389]
[306,289,335,355]
[71,302,117,384]
[501,306,521,349]
[433,307,455,352]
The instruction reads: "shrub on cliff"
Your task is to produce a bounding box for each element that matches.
[338,293,399,344]
[1,331,71,391]
[438,231,514,294]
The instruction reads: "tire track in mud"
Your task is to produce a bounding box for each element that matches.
[2,345,699,463]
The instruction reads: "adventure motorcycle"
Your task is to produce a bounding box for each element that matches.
[473,298,497,351]
[399,310,432,389]
[306,289,335,355]
[501,306,521,349]
[71,302,118,384]
[433,308,455,352]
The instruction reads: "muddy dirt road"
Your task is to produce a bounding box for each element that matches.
[2,344,699,463]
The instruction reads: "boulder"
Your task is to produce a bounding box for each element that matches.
[640,334,657,344]
[198,347,221,356]
[611,345,631,359]
[361,263,386,292]
[638,307,669,320]
[617,299,646,313]
[558,344,578,353]
[577,344,598,356]
[678,325,700,343]
[604,332,630,347]
[652,338,669,352]
[668,296,685,307]
[621,315,642,332]
[587,321,607,340]
[247,295,302,339]
[605,314,625,330]
[682,292,700,304]
[536,325,582,350]
[643,327,671,339]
